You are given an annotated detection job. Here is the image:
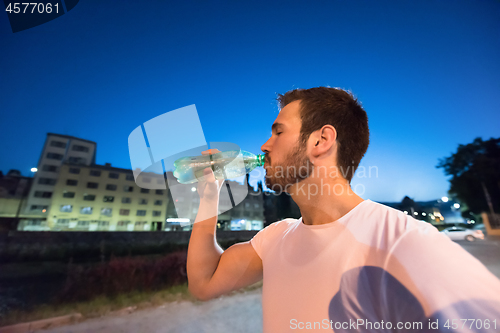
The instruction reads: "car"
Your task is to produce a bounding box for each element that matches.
[440,226,484,241]
[472,223,487,235]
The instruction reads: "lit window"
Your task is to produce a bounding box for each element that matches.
[101,208,112,216]
[80,207,93,215]
[60,205,73,212]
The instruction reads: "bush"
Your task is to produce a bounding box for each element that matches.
[57,251,187,303]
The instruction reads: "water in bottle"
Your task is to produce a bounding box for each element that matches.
[173,150,265,184]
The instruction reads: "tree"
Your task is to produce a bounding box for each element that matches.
[436,137,500,218]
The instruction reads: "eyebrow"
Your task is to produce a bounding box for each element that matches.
[271,122,284,133]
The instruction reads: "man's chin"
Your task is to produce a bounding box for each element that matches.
[265,179,279,192]
[265,179,299,194]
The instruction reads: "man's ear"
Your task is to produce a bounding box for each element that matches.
[310,125,336,159]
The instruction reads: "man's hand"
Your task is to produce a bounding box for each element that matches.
[197,149,224,201]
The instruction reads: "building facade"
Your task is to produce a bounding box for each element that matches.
[41,163,168,232]
[21,133,97,229]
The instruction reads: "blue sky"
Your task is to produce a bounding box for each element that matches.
[1,0,499,202]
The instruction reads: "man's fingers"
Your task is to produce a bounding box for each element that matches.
[198,168,215,183]
[202,167,216,182]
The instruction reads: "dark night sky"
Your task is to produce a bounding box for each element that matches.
[1,0,499,202]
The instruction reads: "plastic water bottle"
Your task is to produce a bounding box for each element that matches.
[173,150,265,184]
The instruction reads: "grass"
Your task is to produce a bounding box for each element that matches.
[0,280,263,328]
[0,283,193,327]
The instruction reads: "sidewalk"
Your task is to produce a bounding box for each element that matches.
[41,289,263,333]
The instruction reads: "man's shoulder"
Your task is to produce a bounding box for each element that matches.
[252,218,301,240]
[347,199,435,250]
[359,199,428,227]
[250,218,300,259]
[261,218,300,233]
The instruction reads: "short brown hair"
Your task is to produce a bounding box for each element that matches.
[277,87,369,183]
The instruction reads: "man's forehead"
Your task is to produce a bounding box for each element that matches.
[273,100,301,128]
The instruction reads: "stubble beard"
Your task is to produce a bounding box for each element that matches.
[265,140,314,193]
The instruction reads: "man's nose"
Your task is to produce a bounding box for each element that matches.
[261,137,272,154]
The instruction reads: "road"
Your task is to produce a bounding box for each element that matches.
[42,237,500,333]
[456,236,500,279]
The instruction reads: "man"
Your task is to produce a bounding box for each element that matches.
[187,87,500,332]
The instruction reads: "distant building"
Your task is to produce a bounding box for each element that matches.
[32,163,169,232]
[20,133,97,229]
[0,170,33,231]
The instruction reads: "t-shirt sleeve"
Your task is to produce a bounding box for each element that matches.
[249,221,285,260]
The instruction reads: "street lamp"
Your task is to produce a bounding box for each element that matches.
[31,167,37,172]
[441,196,449,202]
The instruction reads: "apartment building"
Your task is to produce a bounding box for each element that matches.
[21,133,97,228]
[39,163,168,231]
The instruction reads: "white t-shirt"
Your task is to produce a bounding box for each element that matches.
[250,199,500,332]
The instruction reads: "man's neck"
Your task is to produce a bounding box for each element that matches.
[287,177,365,226]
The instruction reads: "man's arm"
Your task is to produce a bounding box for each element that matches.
[186,151,263,301]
